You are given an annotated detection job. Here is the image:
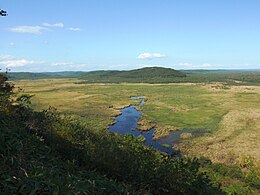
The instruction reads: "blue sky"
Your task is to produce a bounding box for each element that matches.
[0,0,260,72]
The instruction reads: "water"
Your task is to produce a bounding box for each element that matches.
[108,96,186,156]
[130,96,145,106]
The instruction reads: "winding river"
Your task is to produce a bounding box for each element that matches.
[108,96,186,156]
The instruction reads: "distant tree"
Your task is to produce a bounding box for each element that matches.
[0,9,7,16]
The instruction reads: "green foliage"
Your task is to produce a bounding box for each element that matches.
[0,73,222,194]
[245,167,260,189]
[0,74,14,121]
[9,67,187,82]
[12,76,260,194]
[0,74,132,194]
[224,184,252,195]
[16,94,34,108]
[199,158,260,194]
[81,67,186,79]
[239,155,255,169]
[8,71,84,80]
[183,70,260,85]
[0,121,131,194]
[9,68,260,85]
[30,110,221,194]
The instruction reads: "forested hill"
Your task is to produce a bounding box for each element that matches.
[6,68,260,85]
[83,67,186,78]
[78,67,186,83]
[8,67,186,81]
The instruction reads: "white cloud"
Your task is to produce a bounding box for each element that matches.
[42,22,64,28]
[0,54,15,60]
[0,54,44,68]
[137,53,166,60]
[0,59,38,67]
[8,25,48,34]
[68,27,81,31]
[8,22,64,35]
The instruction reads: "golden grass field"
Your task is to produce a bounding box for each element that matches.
[15,79,260,165]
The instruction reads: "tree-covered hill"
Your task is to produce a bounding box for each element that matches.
[84,67,186,78]
[7,68,260,85]
[77,67,187,83]
[8,67,186,81]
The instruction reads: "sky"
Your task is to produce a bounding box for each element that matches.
[0,0,260,72]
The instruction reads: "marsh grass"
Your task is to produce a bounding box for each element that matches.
[137,119,156,131]
[11,78,260,194]
[15,79,260,164]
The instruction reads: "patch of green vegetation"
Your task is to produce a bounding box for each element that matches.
[78,67,186,82]
[15,80,230,136]
[8,71,84,80]
[1,120,131,194]
[183,70,260,85]
[199,157,260,194]
[1,73,222,194]
[77,69,260,85]
[13,77,260,194]
[9,68,260,85]
[140,85,228,133]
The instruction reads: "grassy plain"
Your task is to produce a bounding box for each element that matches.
[15,79,260,166]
